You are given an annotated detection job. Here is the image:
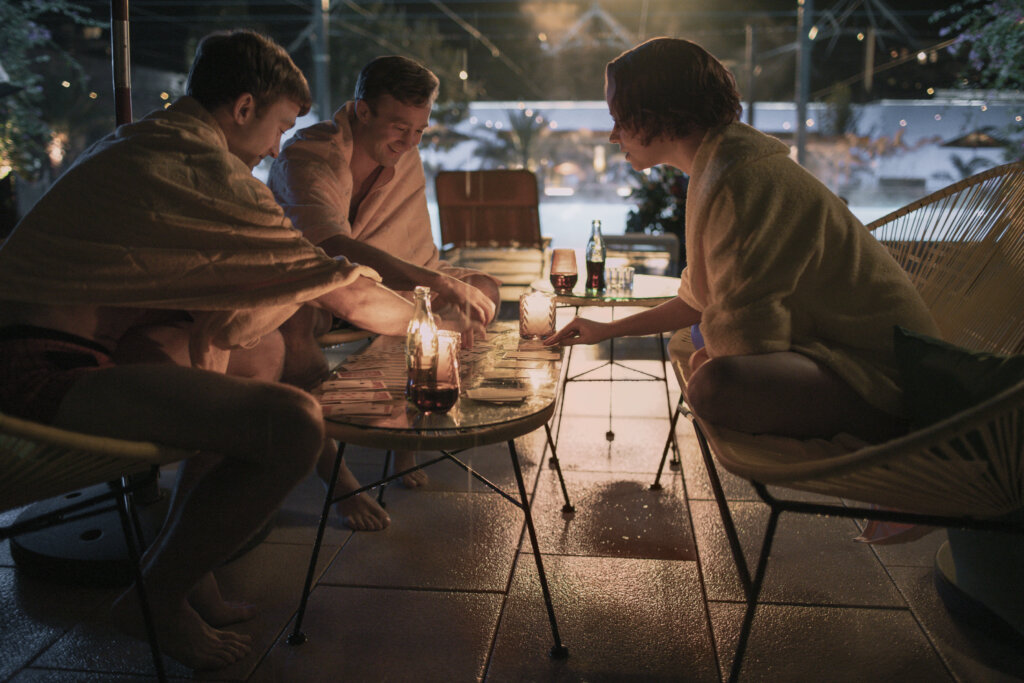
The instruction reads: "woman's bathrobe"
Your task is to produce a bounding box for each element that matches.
[678,122,939,416]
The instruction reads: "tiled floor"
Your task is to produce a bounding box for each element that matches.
[3,309,1023,682]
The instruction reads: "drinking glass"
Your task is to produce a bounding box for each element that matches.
[549,249,578,295]
[411,331,461,413]
[519,291,557,339]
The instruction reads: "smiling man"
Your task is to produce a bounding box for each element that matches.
[268,56,501,531]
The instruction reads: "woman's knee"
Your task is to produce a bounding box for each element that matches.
[685,357,744,424]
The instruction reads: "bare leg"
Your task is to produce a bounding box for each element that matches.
[315,439,391,531]
[685,351,906,442]
[53,365,323,670]
[277,305,332,390]
[151,457,259,626]
[391,450,428,488]
[188,572,260,627]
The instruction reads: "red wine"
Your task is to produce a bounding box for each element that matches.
[586,260,605,291]
[549,272,577,294]
[409,383,459,413]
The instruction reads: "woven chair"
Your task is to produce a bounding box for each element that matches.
[656,162,1024,681]
[435,169,548,302]
[1,411,196,682]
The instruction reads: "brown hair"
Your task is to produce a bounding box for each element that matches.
[186,30,312,116]
[354,56,439,108]
[606,37,742,145]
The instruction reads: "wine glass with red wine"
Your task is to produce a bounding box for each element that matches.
[549,249,578,294]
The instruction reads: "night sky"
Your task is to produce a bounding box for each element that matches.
[61,1,962,101]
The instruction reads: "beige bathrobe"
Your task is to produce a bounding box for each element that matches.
[678,122,939,416]
[0,97,377,369]
[267,102,499,289]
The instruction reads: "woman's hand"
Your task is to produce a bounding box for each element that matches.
[543,317,611,346]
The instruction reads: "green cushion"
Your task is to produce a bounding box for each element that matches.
[893,326,1024,429]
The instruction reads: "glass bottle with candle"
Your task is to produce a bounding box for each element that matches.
[585,219,606,292]
[406,286,439,409]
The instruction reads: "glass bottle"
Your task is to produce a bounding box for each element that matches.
[585,219,606,292]
[405,286,439,404]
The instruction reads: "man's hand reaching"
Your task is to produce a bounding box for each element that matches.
[434,274,496,326]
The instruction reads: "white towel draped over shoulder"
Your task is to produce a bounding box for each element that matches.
[268,102,500,288]
[0,97,378,369]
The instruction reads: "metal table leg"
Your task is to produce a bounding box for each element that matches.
[288,441,346,646]
[507,438,569,658]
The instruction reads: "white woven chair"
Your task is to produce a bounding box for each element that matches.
[1,411,196,682]
[660,162,1024,681]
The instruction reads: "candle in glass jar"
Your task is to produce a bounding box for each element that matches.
[519,291,556,339]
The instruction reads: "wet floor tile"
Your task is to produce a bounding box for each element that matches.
[319,491,522,592]
[251,586,501,683]
[887,565,1024,682]
[489,554,718,682]
[531,471,695,561]
[690,500,905,606]
[34,542,335,681]
[708,601,953,682]
[0,568,112,680]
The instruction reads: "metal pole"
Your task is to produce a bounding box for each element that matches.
[314,0,331,119]
[795,0,813,165]
[863,27,876,94]
[745,23,756,127]
[111,0,131,125]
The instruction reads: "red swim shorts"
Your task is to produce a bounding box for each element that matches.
[0,325,115,424]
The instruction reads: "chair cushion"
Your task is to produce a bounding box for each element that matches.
[894,326,1024,429]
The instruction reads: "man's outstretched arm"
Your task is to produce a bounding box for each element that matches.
[318,234,496,326]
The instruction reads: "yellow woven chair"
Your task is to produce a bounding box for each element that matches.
[659,162,1024,681]
[1,411,196,682]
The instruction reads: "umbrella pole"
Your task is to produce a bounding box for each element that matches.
[111,0,131,125]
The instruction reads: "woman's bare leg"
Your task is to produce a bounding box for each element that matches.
[53,365,323,669]
[685,351,905,442]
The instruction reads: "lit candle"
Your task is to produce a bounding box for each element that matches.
[436,330,461,389]
[519,291,556,339]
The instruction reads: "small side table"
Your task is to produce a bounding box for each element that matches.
[531,274,683,475]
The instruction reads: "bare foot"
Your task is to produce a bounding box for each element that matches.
[392,450,428,488]
[111,585,253,670]
[318,455,391,531]
[189,572,259,627]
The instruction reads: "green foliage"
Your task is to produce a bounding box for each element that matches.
[624,166,688,265]
[0,0,97,180]
[935,1,1024,91]
[934,1,1024,160]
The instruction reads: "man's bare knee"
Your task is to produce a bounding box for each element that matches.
[242,383,323,477]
